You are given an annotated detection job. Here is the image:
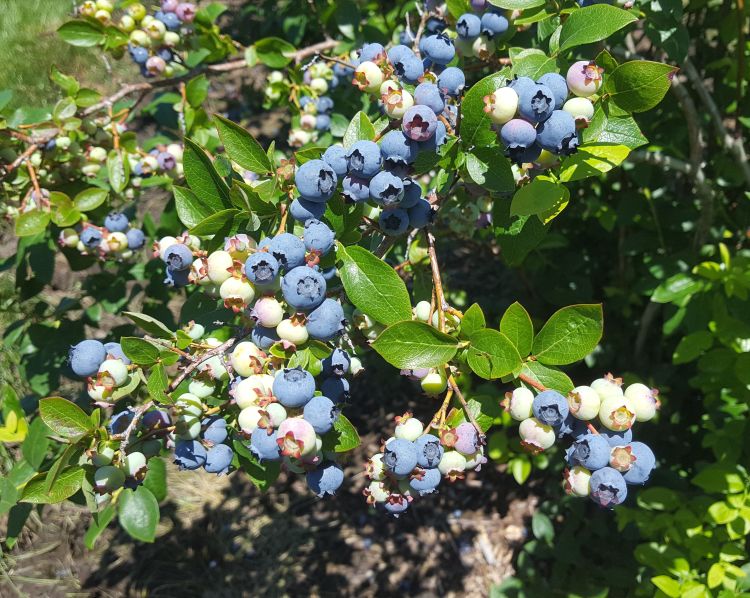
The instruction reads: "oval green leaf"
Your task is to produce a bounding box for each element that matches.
[558,5,637,53]
[532,304,603,365]
[467,329,523,379]
[372,321,459,369]
[39,397,93,439]
[118,486,159,543]
[213,114,273,174]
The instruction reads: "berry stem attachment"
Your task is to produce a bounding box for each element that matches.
[113,400,154,451]
[276,203,289,234]
[448,374,485,441]
[428,386,454,431]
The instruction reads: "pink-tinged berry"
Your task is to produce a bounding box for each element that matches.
[453,422,481,455]
[518,417,555,454]
[176,3,196,22]
[563,465,592,497]
[276,418,317,458]
[566,61,604,98]
[567,385,601,420]
[624,383,660,422]
[251,296,284,328]
[232,374,274,409]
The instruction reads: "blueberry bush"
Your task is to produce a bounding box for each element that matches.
[1,0,748,596]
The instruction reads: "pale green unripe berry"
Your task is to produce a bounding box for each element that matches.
[598,396,637,431]
[94,9,112,25]
[519,417,555,452]
[163,31,180,47]
[268,71,284,84]
[414,300,431,322]
[82,163,101,177]
[395,416,424,441]
[88,382,110,401]
[233,374,273,408]
[220,277,255,307]
[104,231,129,253]
[563,97,594,122]
[207,250,234,284]
[145,19,166,40]
[350,357,364,376]
[120,249,134,259]
[94,465,125,493]
[184,235,201,251]
[175,413,201,439]
[453,36,475,57]
[431,310,460,332]
[129,29,151,47]
[485,87,518,125]
[121,451,147,477]
[61,228,79,248]
[438,450,467,476]
[126,1,146,20]
[366,480,390,503]
[56,136,72,150]
[190,257,211,286]
[465,447,486,470]
[567,385,601,421]
[505,387,534,421]
[624,383,659,422]
[230,341,264,377]
[188,378,214,399]
[199,355,228,381]
[166,143,183,161]
[176,394,203,417]
[119,15,136,32]
[141,155,159,174]
[277,319,309,344]
[380,80,400,95]
[98,359,129,387]
[89,146,107,163]
[288,128,313,146]
[366,453,386,481]
[421,369,447,395]
[382,89,414,119]
[591,376,624,403]
[353,61,384,93]
[564,465,592,497]
[265,403,287,427]
[184,322,205,340]
[310,77,329,94]
[140,439,163,458]
[310,62,332,79]
[472,36,496,58]
[79,1,97,17]
[92,445,116,467]
[238,406,263,433]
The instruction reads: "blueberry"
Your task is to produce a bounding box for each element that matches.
[303,395,339,434]
[513,143,542,165]
[622,442,656,485]
[202,416,228,444]
[165,266,190,287]
[408,198,434,229]
[316,114,331,131]
[104,211,129,232]
[383,438,418,476]
[518,83,555,124]
[321,376,350,403]
[414,434,444,468]
[306,298,346,341]
[480,11,509,38]
[384,495,410,516]
[316,96,334,114]
[244,252,280,285]
[156,10,180,30]
[163,243,193,271]
[250,325,280,350]
[589,467,628,508]
[322,348,351,377]
[536,72,568,110]
[409,467,442,495]
[303,219,335,255]
[342,174,370,202]
[425,16,447,34]
[402,105,438,142]
[174,439,207,470]
[281,265,327,311]
[204,444,233,474]
[536,109,579,155]
[307,462,344,496]
[360,42,386,62]
[532,390,570,428]
[437,67,466,97]
[108,409,134,435]
[290,198,326,223]
[421,33,455,65]
[273,367,316,408]
[388,46,424,84]
[103,342,131,365]
[379,208,410,236]
[126,228,145,249]
[128,44,149,65]
[295,159,337,202]
[397,178,421,210]
[269,232,307,271]
[69,339,107,377]
[414,82,445,114]
[500,118,537,160]
[156,150,176,170]
[156,47,174,63]
[322,145,348,177]
[387,44,415,65]
[380,130,417,166]
[568,433,610,470]
[80,227,103,250]
[507,76,536,98]
[456,13,481,39]
[369,171,405,207]
[249,427,281,461]
[454,422,481,455]
[346,140,382,178]
[600,428,633,447]
[415,120,447,153]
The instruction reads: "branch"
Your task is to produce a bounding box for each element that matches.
[426,230,446,332]
[447,375,485,441]
[169,337,237,391]
[518,372,546,392]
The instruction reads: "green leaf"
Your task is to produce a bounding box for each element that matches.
[147,363,171,404]
[21,466,84,504]
[106,150,129,193]
[233,439,281,491]
[15,210,50,237]
[76,88,102,108]
[85,504,115,549]
[142,457,167,502]
[468,329,523,379]
[73,187,108,212]
[189,208,240,236]
[489,0,544,8]
[532,304,603,365]
[692,465,746,494]
[173,185,215,229]
[123,312,174,339]
[500,302,534,357]
[531,512,555,545]
[183,138,231,208]
[510,456,532,484]
[39,397,92,439]
[57,19,105,47]
[651,274,703,304]
[50,192,82,226]
[446,0,471,17]
[460,70,510,148]
[121,337,161,366]
[673,330,713,364]
[446,396,499,432]
[50,66,79,96]
[254,37,296,68]
[651,576,681,597]
[372,321,459,369]
[338,244,412,325]
[118,486,159,543]
[460,304,486,338]
[21,417,50,470]
[465,147,515,194]
[343,111,376,148]
[558,6,637,52]
[494,213,548,266]
[510,49,557,79]
[604,60,679,113]
[185,74,209,108]
[558,143,631,182]
[707,501,737,524]
[510,179,570,223]
[583,109,648,149]
[213,114,273,174]
[321,415,361,453]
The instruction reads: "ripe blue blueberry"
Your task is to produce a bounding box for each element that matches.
[163,243,193,271]
[369,171,405,207]
[249,428,281,461]
[342,174,370,202]
[157,151,175,170]
[322,348,350,377]
[480,11,509,38]
[156,48,174,63]
[295,159,337,202]
[536,109,579,155]
[128,44,149,64]
[437,67,466,97]
[421,33,455,65]
[273,367,316,408]
[379,208,410,236]
[409,467,442,495]
[408,198,434,229]
[360,42,386,62]
[532,390,570,427]
[415,120,447,154]
[142,409,170,431]
[269,232,307,271]
[244,251,280,285]
[426,16,447,34]
[456,13,481,39]
[316,114,331,131]
[108,409,134,435]
[414,434,444,468]
[80,227,103,250]
[303,395,339,434]
[204,444,233,474]
[321,376,350,403]
[104,211,129,232]
[536,72,568,110]
[402,105,438,142]
[383,438,419,476]
[400,177,422,209]
[303,219,335,255]
[250,325,280,350]
[589,466,628,508]
[202,416,228,444]
[500,118,537,159]
[388,46,424,84]
[601,428,633,447]
[316,96,334,114]
[104,341,131,365]
[69,339,107,377]
[346,140,382,178]
[322,145,349,177]
[414,82,445,114]
[518,83,555,123]
[156,10,180,29]
[307,462,344,496]
[165,267,190,287]
[306,298,346,341]
[622,442,656,485]
[174,439,207,470]
[126,228,145,249]
[281,265,327,311]
[568,433,610,470]
[290,198,326,223]
[507,76,536,98]
[380,131,417,167]
[384,495,410,516]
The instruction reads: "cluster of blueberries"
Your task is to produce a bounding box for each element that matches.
[486,61,603,165]
[452,4,512,59]
[59,211,146,261]
[78,0,196,78]
[364,414,486,516]
[69,339,135,403]
[291,94,336,147]
[503,374,659,508]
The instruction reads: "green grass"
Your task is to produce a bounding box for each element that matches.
[0,0,124,109]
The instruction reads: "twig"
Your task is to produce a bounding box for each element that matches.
[169,337,237,391]
[3,144,39,176]
[115,400,154,452]
[426,230,446,332]
[448,374,485,441]
[427,387,454,431]
[518,372,546,392]
[373,236,396,259]
[413,10,431,59]
[294,38,338,63]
